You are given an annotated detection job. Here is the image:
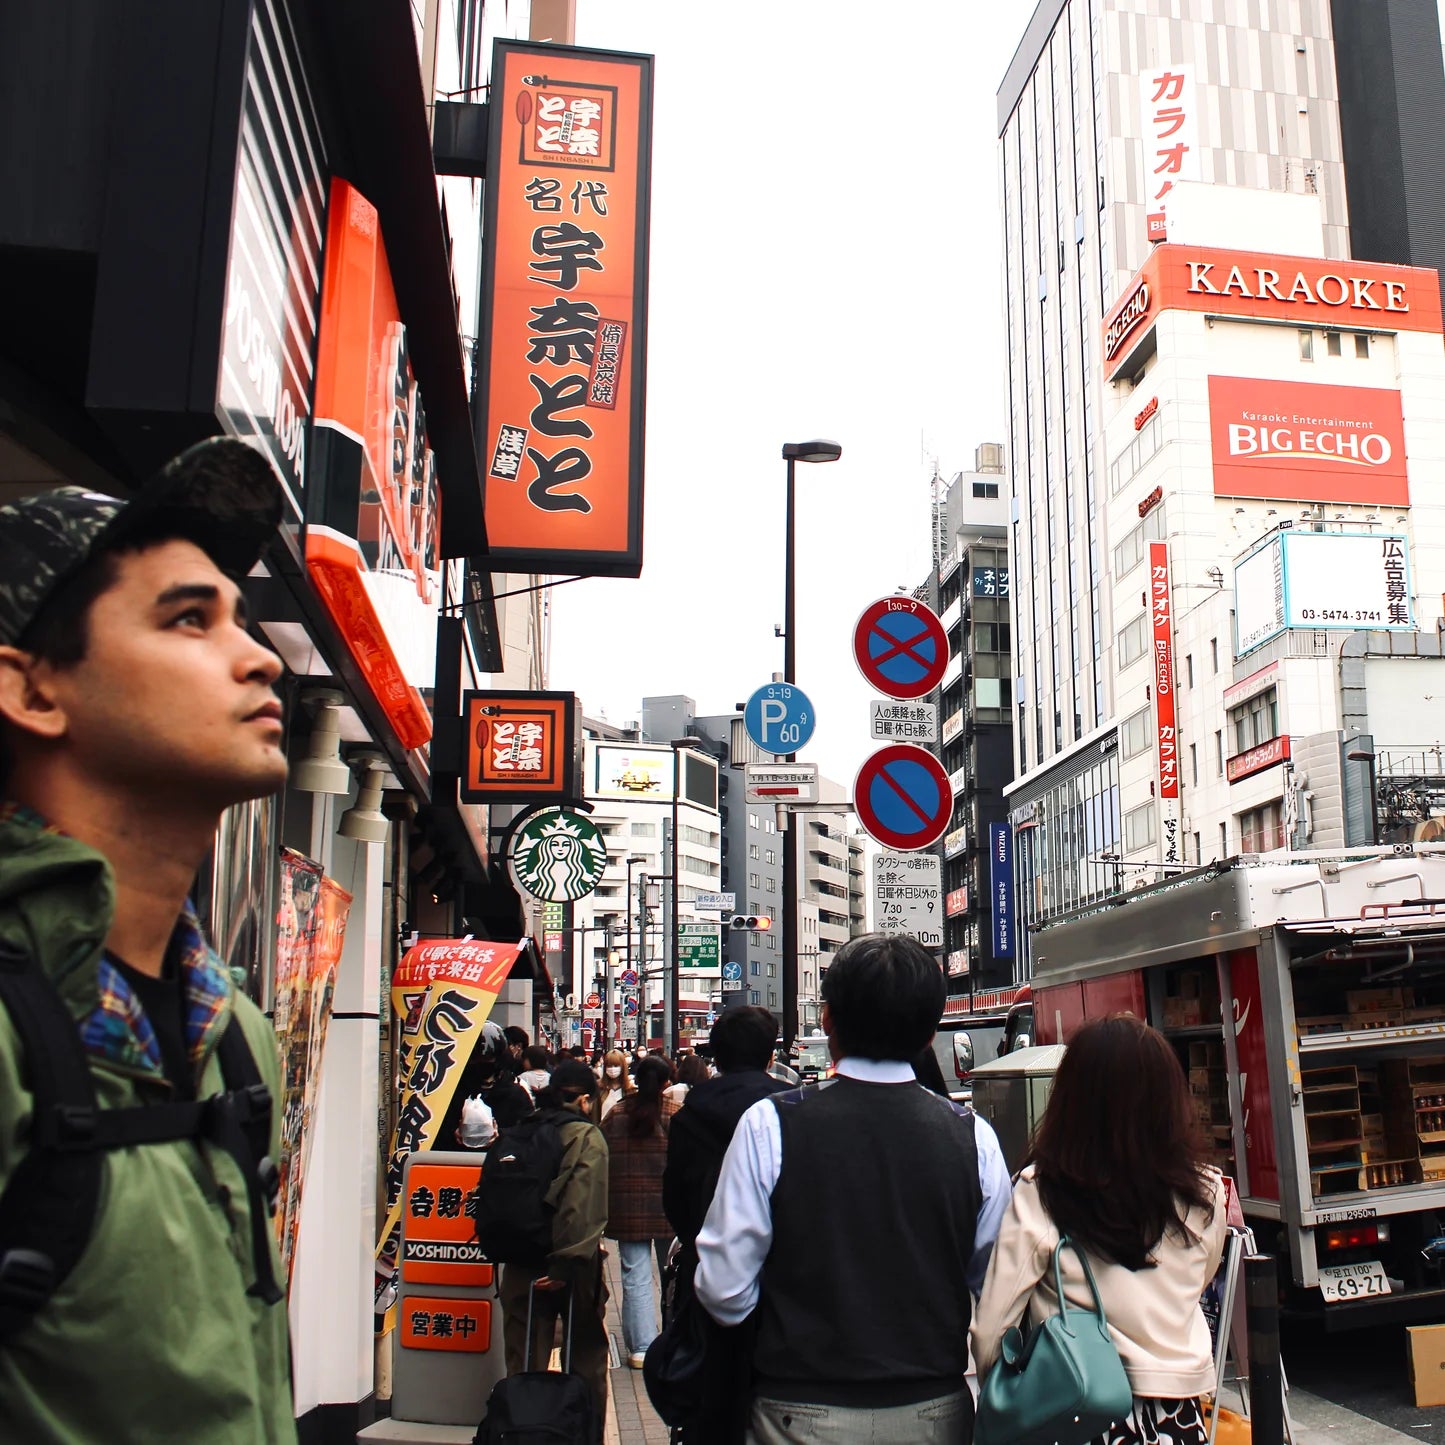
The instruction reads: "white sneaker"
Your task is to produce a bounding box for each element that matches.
[628,1351,646,1369]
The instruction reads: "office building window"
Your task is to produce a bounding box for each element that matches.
[1190,743,1198,787]
[1300,330,1313,361]
[972,481,1000,498]
[1124,802,1156,851]
[750,961,759,977]
[748,989,760,1005]
[1215,731,1224,777]
[749,843,760,860]
[749,872,761,889]
[1239,801,1285,854]
[1185,655,1194,687]
[1229,689,1279,756]
[747,812,760,829]
[1326,330,1342,357]
[765,849,776,865]
[1121,706,1152,759]
[630,821,656,837]
[1220,822,1228,857]
[765,876,776,893]
[1355,333,1370,359]
[1211,638,1218,673]
[1193,831,1201,864]
[1117,615,1149,668]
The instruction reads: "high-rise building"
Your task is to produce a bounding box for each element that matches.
[998,0,1445,966]
[915,445,1017,992]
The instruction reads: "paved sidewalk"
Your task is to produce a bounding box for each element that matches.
[601,1246,670,1445]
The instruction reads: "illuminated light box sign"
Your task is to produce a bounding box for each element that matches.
[477,41,654,577]
[1235,530,1412,655]
[461,691,581,803]
[1208,376,1409,507]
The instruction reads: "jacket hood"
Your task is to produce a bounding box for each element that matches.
[0,807,113,1019]
[685,1069,787,1138]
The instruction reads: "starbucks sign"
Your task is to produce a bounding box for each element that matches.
[508,808,608,902]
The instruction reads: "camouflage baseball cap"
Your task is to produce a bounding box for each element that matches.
[0,437,284,648]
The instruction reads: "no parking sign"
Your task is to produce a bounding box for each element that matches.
[853,598,949,701]
[853,745,952,851]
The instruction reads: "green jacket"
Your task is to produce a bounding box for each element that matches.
[0,808,296,1443]
[544,1111,609,1284]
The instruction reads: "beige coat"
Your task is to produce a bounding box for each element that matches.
[970,1166,1228,1399]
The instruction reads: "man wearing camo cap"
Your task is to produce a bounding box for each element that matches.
[0,439,298,1441]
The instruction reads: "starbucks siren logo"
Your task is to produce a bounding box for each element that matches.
[509,808,608,902]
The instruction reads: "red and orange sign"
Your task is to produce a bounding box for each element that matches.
[401,1161,491,1287]
[1102,244,1444,380]
[1207,376,1409,506]
[478,41,653,577]
[307,177,440,751]
[400,1295,491,1353]
[461,690,580,802]
[1149,541,1179,805]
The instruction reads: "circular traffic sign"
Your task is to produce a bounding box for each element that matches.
[585,992,601,1008]
[744,682,816,754]
[853,598,949,700]
[853,744,953,851]
[619,968,639,987]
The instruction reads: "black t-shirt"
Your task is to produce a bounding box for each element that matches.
[112,955,195,1100]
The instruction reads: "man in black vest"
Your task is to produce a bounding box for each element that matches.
[694,934,1011,1444]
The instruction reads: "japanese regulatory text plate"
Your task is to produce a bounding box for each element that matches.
[1318,1261,1390,1303]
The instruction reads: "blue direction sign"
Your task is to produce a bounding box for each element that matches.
[721,961,743,983]
[744,682,816,754]
[852,744,953,852]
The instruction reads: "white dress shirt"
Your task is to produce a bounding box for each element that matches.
[694,1057,1013,1326]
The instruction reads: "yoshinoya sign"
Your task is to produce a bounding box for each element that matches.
[1208,376,1409,507]
[1102,244,1444,381]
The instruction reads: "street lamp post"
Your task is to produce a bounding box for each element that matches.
[780,438,842,1052]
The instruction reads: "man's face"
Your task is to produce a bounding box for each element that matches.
[24,539,287,807]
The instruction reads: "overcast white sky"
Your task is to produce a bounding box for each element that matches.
[548,1,1030,786]
[550,0,1445,788]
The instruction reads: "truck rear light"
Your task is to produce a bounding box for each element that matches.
[1322,1222,1390,1251]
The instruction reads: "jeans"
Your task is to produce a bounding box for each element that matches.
[617,1236,668,1354]
[747,1388,972,1445]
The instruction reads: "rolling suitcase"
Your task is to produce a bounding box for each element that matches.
[474,1280,597,1444]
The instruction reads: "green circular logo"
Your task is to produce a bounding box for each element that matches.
[508,808,608,902]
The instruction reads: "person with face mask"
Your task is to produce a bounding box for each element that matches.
[596,1048,634,1121]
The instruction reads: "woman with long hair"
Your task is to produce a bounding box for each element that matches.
[971,1015,1227,1445]
[602,1054,682,1368]
[664,1050,710,1105]
[595,1047,634,1121]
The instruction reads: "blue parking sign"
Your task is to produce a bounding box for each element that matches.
[744,683,816,754]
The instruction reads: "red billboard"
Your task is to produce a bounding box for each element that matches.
[1208,376,1409,506]
[477,42,653,577]
[1149,542,1179,802]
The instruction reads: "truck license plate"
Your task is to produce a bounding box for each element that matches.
[1318,1262,1390,1303]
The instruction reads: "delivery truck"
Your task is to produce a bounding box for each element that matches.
[1028,846,1445,1328]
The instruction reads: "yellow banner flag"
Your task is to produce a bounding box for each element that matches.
[374,938,527,1290]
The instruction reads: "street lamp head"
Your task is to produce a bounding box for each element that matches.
[781,439,843,464]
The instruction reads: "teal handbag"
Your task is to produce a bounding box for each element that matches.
[975,1238,1135,1445]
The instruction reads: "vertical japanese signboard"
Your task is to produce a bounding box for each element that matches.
[1149,541,1181,866]
[989,823,1014,959]
[374,939,524,1291]
[478,41,653,577]
[1140,65,1198,243]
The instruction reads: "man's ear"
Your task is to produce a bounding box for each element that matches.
[0,647,70,743]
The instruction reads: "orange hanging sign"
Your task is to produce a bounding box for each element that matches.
[477,41,653,577]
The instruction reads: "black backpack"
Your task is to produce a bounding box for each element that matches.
[473,1109,587,1267]
[0,937,282,1341]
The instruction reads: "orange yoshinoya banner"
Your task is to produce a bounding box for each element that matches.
[374,938,527,1294]
[478,41,653,577]
[1207,375,1410,507]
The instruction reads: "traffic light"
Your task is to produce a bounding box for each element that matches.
[730,914,773,932]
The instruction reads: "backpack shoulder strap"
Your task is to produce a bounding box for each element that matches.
[0,938,105,1340]
[0,940,284,1337]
